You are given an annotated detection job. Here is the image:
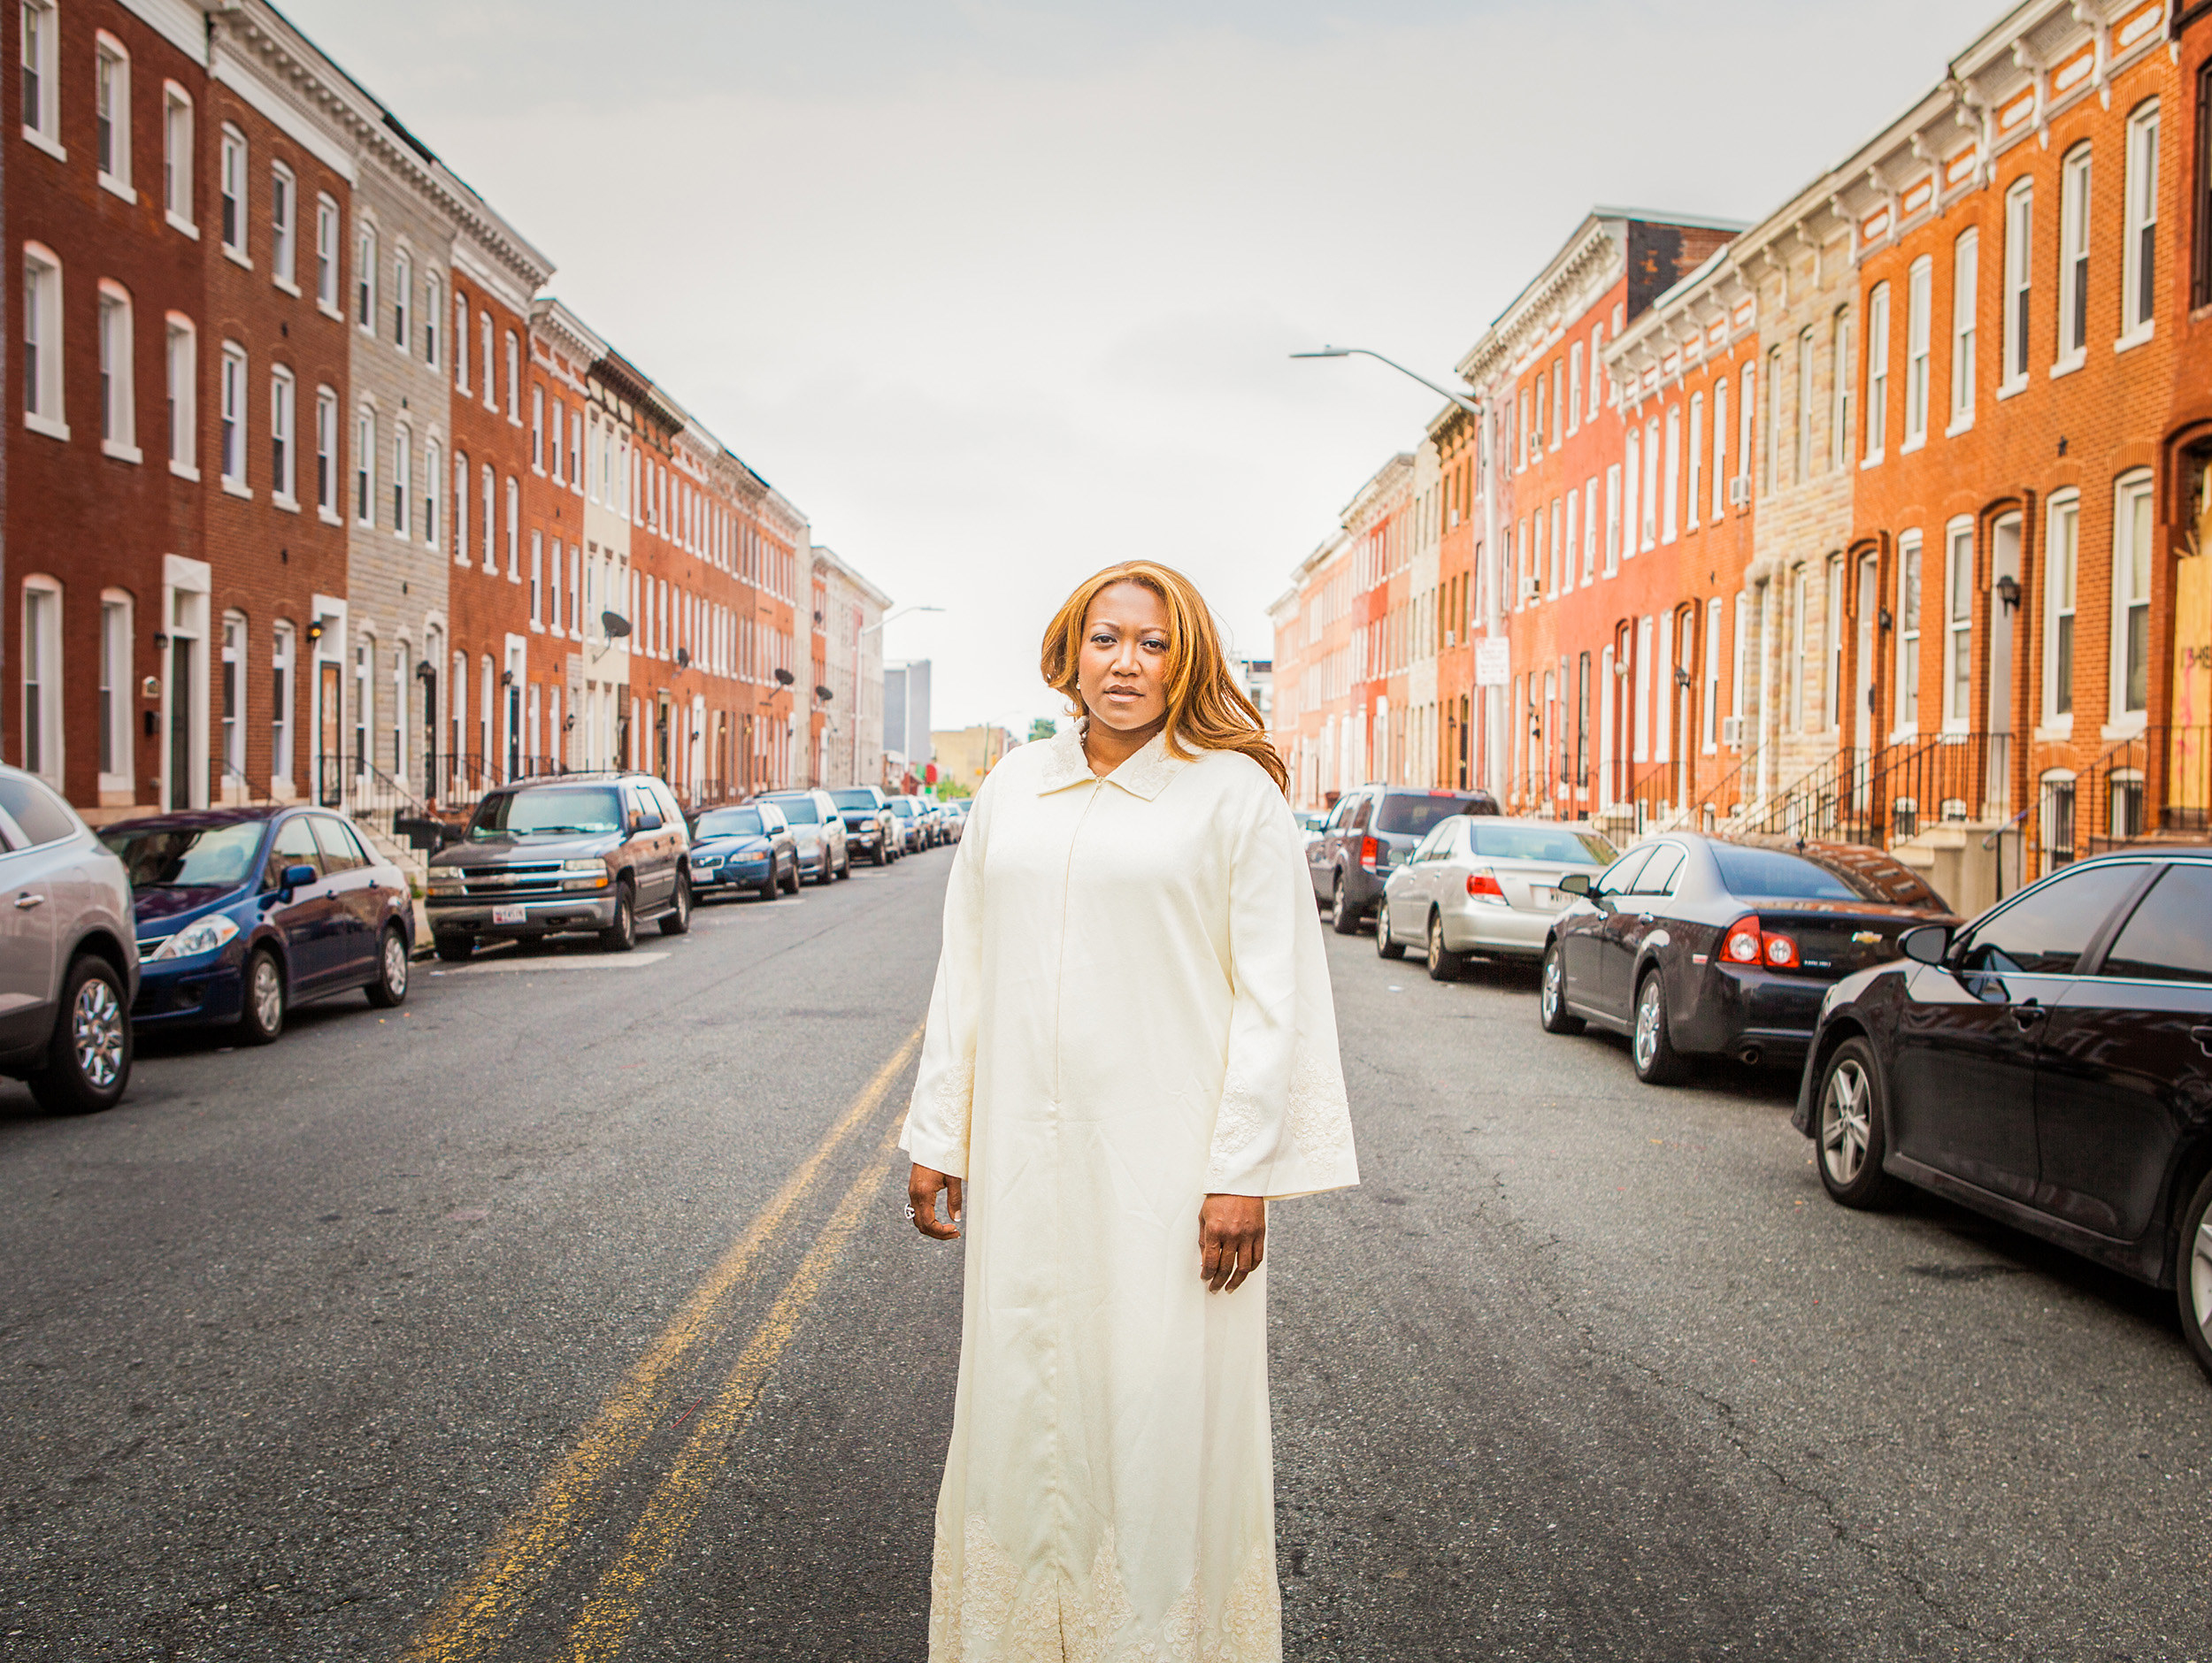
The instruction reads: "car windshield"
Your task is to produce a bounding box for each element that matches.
[101,821,265,889]
[468,786,624,839]
[891,801,917,817]
[765,795,818,824]
[1375,794,1483,837]
[1709,843,1862,902]
[829,790,878,811]
[1472,824,1617,864]
[697,809,766,838]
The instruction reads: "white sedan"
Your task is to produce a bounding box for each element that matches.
[1376,816,1618,979]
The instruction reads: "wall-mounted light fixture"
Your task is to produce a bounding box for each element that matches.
[1994,574,2022,613]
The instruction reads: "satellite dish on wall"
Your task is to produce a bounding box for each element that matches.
[601,610,633,638]
[774,668,796,686]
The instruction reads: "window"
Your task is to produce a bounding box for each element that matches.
[2124,102,2160,339]
[530,532,543,625]
[1895,532,1922,729]
[1959,862,2146,975]
[1622,429,1640,561]
[269,366,295,504]
[480,464,495,568]
[1944,521,1974,727]
[314,386,336,517]
[392,250,411,351]
[1662,404,1680,542]
[1830,310,1854,469]
[99,594,132,786]
[2114,471,2154,719]
[1568,342,1583,434]
[423,272,440,367]
[453,450,468,559]
[480,312,494,407]
[1562,493,1576,594]
[454,293,470,391]
[1712,373,1728,518]
[392,425,411,536]
[1687,392,1703,529]
[2060,145,2092,362]
[1763,345,1781,491]
[20,579,60,780]
[270,623,296,785]
[219,344,247,489]
[2045,492,2078,721]
[1865,282,1889,461]
[220,611,243,783]
[22,244,64,435]
[549,398,565,484]
[1789,566,1808,731]
[1739,363,1756,500]
[2003,179,2032,387]
[1588,322,1604,418]
[532,385,544,471]
[164,318,196,474]
[314,195,339,312]
[1603,464,1621,573]
[219,126,247,258]
[163,85,193,228]
[568,409,581,490]
[20,0,58,152]
[1582,477,1597,579]
[1904,257,1931,447]
[2103,865,2212,983]
[356,226,376,330]
[270,164,295,288]
[97,284,135,458]
[505,477,519,576]
[1640,418,1659,549]
[1701,598,1722,751]
[355,407,373,522]
[95,35,128,192]
[424,438,441,548]
[1950,229,1978,430]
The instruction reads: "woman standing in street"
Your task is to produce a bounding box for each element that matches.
[902,561,1358,1661]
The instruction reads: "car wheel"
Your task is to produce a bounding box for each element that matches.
[237,947,287,1046]
[434,933,474,962]
[873,841,887,867]
[781,857,801,896]
[1425,911,1463,981]
[1631,969,1687,1085]
[1540,939,1585,1035]
[2172,1169,2212,1383]
[365,924,410,1008]
[758,863,779,902]
[1816,1037,1906,1208]
[838,852,851,880]
[812,852,834,885]
[600,879,637,953]
[28,955,132,1115]
[1375,903,1406,959]
[658,873,693,936]
[1330,875,1360,936]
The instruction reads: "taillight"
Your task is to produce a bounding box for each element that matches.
[1722,915,1799,969]
[1466,866,1506,904]
[1360,835,1379,871]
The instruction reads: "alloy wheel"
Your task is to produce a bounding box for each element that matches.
[386,932,408,992]
[1542,954,1563,1021]
[1633,980,1663,1073]
[73,976,125,1090]
[2193,1220,2212,1354]
[250,954,284,1034]
[1820,1057,1874,1186]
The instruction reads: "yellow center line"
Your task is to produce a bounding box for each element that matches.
[550,1113,913,1663]
[398,1024,923,1663]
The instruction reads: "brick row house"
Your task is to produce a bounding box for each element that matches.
[1276,0,2212,888]
[4,0,868,842]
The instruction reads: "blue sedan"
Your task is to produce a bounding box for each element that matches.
[687,803,800,902]
[99,807,414,1045]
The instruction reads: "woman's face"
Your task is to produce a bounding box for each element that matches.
[1077,582,1171,736]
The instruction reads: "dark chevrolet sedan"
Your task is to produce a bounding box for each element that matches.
[1540,832,1957,1085]
[1795,848,2212,1379]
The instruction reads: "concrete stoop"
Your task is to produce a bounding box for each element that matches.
[1887,817,2025,917]
[350,816,434,954]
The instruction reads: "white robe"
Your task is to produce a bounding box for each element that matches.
[901,724,1358,1662]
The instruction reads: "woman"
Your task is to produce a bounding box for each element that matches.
[902,561,1358,1661]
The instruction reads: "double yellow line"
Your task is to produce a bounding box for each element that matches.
[401,1024,923,1663]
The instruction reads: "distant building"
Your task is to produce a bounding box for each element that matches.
[933,724,1012,793]
[884,660,933,782]
[811,547,891,788]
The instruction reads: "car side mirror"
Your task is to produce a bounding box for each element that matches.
[1899,923,1952,966]
[1559,872,1591,897]
[631,811,662,833]
[281,862,317,893]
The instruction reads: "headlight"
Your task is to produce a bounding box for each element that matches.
[560,858,605,874]
[150,914,240,960]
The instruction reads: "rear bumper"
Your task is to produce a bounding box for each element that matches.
[1670,964,1828,1058]
[1438,900,1555,959]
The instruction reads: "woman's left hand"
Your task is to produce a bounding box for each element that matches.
[1199,1194,1265,1292]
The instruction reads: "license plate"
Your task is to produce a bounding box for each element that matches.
[1532,886,1567,909]
[689,863,715,878]
[492,904,526,925]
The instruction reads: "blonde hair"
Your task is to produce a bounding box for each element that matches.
[1041,561,1288,794]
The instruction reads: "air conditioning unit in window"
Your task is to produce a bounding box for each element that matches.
[1519,577,1541,602]
[1729,476,1751,507]
[1719,715,1745,747]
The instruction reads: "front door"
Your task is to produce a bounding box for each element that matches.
[1986,515,2021,815]
[169,637,195,809]
[265,815,344,993]
[1566,846,1650,1013]
[1855,552,1878,759]
[1601,842,1684,1015]
[319,661,342,807]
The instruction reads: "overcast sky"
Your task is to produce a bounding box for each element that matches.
[283,0,2005,735]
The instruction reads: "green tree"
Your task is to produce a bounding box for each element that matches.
[1028,717,1057,744]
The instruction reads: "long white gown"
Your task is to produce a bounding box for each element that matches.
[900,723,1359,1663]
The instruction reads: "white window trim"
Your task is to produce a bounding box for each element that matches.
[20,575,65,786]
[314,385,340,524]
[314,195,342,319]
[19,0,64,161]
[2056,143,2092,374]
[219,125,250,269]
[270,365,298,511]
[2108,469,2154,735]
[1947,229,1978,439]
[97,280,141,464]
[2122,101,2160,343]
[1863,283,1888,468]
[165,312,198,479]
[219,342,251,498]
[22,243,67,441]
[97,589,134,795]
[94,32,134,203]
[2041,489,2079,733]
[162,82,196,238]
[1941,518,1975,733]
[270,161,298,296]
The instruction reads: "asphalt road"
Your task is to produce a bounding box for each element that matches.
[2,848,2207,1661]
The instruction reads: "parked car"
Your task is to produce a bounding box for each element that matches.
[759,789,850,885]
[933,802,964,845]
[0,763,136,1114]
[1309,784,1501,935]
[1378,816,1617,980]
[103,807,412,1045]
[1796,848,2212,1378]
[1540,833,1958,1085]
[687,802,800,901]
[828,786,898,866]
[426,773,692,959]
[887,795,929,852]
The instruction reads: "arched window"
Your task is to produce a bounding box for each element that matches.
[424,437,442,548]
[2123,101,2160,338]
[356,224,377,331]
[392,424,411,536]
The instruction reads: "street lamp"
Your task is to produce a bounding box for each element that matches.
[861,604,945,638]
[1290,346,1481,418]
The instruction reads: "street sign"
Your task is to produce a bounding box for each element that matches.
[1475,637,1510,686]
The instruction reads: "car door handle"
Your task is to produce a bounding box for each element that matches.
[2012,1001,2046,1029]
[2193,1025,2212,1059]
[1636,911,1655,923]
[12,893,43,909]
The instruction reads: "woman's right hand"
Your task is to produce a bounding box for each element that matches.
[908,1163,964,1240]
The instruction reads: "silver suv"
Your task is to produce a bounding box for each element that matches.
[426,773,692,959]
[0,763,137,1113]
[757,789,850,885]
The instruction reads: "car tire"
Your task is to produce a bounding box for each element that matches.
[781,858,801,896]
[28,954,131,1115]
[837,852,851,880]
[237,947,287,1046]
[365,924,410,1008]
[1425,911,1463,981]
[1540,939,1585,1035]
[1631,969,1687,1085]
[1375,905,1406,959]
[1815,1037,1907,1208]
[758,863,779,902]
[2172,1169,2212,1382]
[601,879,637,953]
[812,852,833,886]
[658,873,693,936]
[1330,874,1360,936]
[434,933,474,963]
[873,841,887,868]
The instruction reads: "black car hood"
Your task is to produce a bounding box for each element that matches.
[132,885,234,926]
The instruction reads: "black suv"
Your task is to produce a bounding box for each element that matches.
[1310,783,1499,935]
[426,773,691,958]
[827,786,899,867]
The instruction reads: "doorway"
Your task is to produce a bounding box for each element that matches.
[168,637,195,809]
[319,660,342,806]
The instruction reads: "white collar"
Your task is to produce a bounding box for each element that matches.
[1035,720,1191,801]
